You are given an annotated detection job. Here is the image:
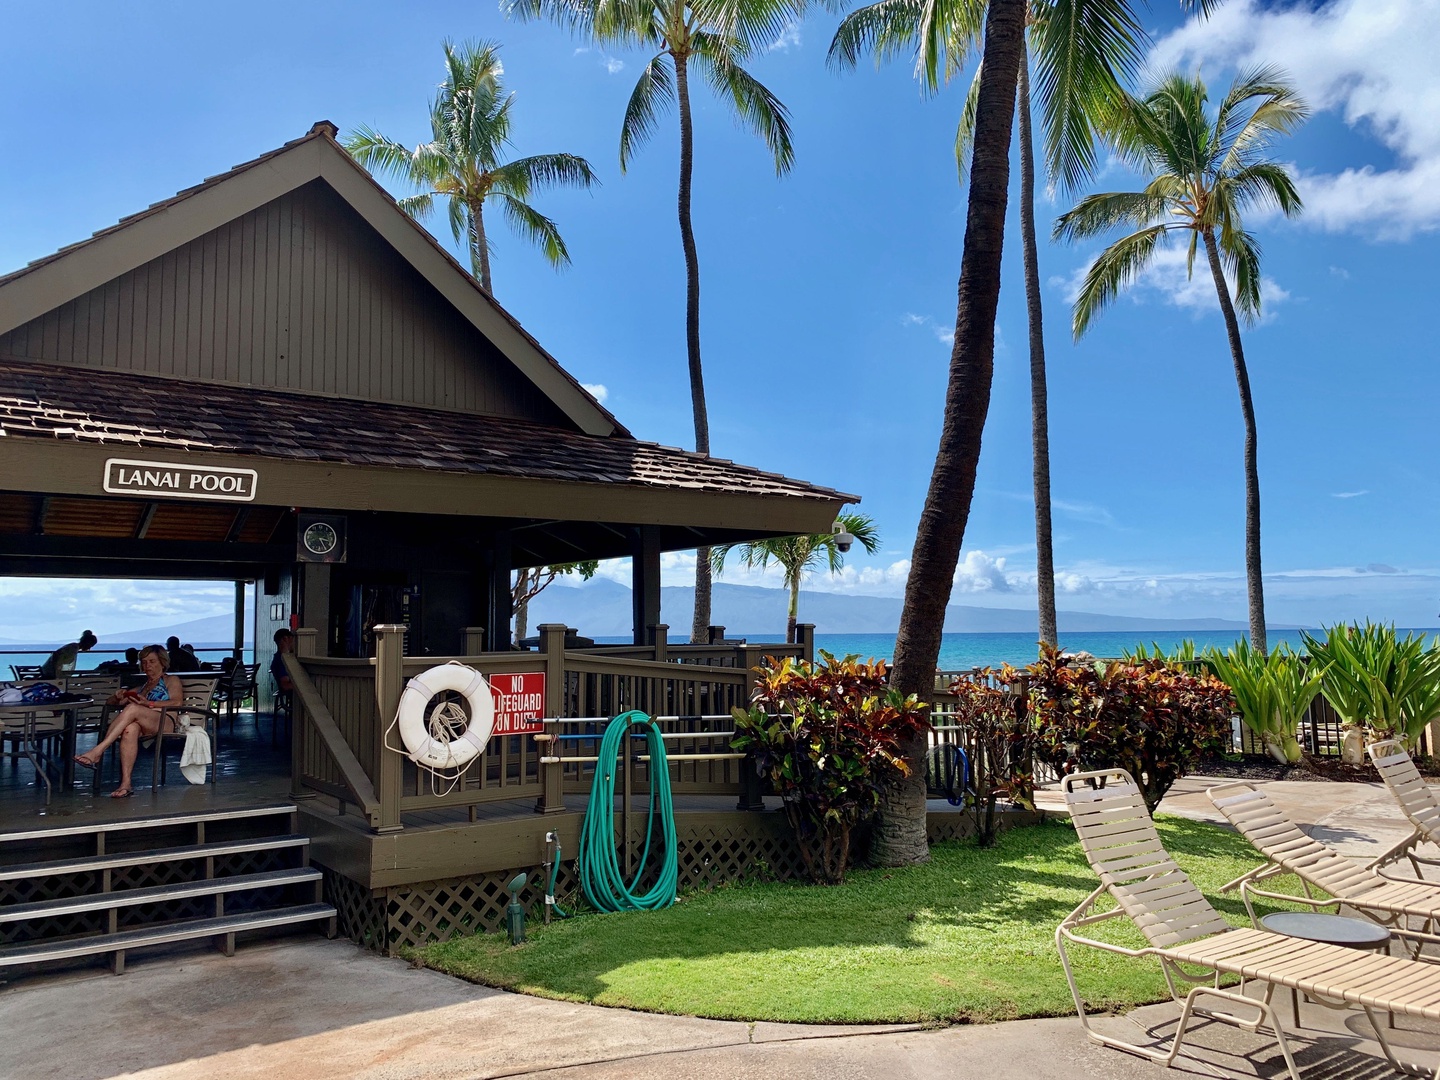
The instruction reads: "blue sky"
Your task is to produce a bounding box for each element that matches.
[1,0,1437,637]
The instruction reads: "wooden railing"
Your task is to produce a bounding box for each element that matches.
[290,621,807,832]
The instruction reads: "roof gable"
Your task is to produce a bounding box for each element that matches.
[0,123,624,436]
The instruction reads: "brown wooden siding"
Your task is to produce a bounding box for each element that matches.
[0,181,570,424]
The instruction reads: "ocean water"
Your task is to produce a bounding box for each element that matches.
[812,629,1439,670]
[0,641,246,676]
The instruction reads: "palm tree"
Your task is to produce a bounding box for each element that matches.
[505,0,808,643]
[830,0,1147,650]
[344,40,598,296]
[1055,68,1308,653]
[711,513,880,643]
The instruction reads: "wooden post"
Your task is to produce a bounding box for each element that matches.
[290,628,319,801]
[535,624,568,814]
[651,624,669,664]
[796,624,816,663]
[462,627,486,656]
[373,624,406,832]
[233,580,246,665]
[630,526,661,646]
[488,531,513,651]
[708,625,726,645]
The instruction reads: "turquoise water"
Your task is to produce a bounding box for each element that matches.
[0,641,245,676]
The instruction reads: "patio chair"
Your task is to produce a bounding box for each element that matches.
[1368,739,1440,878]
[1059,767,1440,1080]
[149,676,221,791]
[214,662,259,733]
[10,664,43,681]
[1209,781,1440,956]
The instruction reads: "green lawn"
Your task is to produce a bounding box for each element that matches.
[419,817,1295,1025]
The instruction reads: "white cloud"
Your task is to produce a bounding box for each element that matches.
[901,312,956,346]
[603,57,625,75]
[767,22,802,53]
[1150,0,1440,237]
[1331,490,1369,499]
[581,382,609,403]
[0,578,241,643]
[1052,499,1117,527]
[1054,243,1289,322]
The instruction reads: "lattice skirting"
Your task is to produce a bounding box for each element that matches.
[323,810,1046,955]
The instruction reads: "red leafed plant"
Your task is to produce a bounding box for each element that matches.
[942,670,1035,846]
[1027,643,1234,812]
[732,652,930,883]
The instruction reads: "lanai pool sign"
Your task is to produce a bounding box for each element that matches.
[104,458,258,502]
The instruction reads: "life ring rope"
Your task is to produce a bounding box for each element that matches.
[383,661,495,789]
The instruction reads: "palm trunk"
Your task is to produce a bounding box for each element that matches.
[787,577,800,644]
[513,568,534,642]
[470,199,493,295]
[1017,52,1056,650]
[674,53,713,642]
[876,0,1026,866]
[1202,228,1267,653]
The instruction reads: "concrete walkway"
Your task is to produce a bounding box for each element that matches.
[3,775,1438,1080]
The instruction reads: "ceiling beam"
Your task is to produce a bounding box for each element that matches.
[225,507,251,542]
[135,502,158,539]
[33,496,50,535]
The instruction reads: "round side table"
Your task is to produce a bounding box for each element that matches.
[1260,911,1391,1028]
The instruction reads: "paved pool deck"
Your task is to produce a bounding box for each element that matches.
[4,775,1438,1079]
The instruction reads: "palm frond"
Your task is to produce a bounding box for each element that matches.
[1052,189,1169,242]
[1070,224,1167,339]
[342,127,421,183]
[502,0,598,34]
[828,0,924,72]
[694,48,795,175]
[495,192,571,268]
[394,193,436,221]
[446,194,470,249]
[1218,223,1263,323]
[492,153,600,199]
[954,61,982,183]
[619,52,675,173]
[1029,0,1148,192]
[1216,69,1310,174]
[1219,161,1303,219]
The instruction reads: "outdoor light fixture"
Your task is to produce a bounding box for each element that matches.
[831,520,854,553]
[505,872,528,945]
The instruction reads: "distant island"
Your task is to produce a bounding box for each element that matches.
[528,580,1302,638]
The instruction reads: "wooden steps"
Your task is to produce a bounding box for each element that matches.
[0,804,335,975]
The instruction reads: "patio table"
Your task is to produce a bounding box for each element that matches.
[0,698,93,804]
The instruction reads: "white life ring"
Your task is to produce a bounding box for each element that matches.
[396,664,495,770]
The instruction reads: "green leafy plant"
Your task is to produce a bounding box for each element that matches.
[943,671,1034,847]
[1301,623,1440,746]
[1123,640,1200,666]
[732,653,930,884]
[1204,640,1324,764]
[1027,644,1234,812]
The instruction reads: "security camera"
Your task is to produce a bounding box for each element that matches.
[831,520,855,553]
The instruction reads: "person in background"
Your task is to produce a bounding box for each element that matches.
[94,647,140,676]
[40,630,98,679]
[271,629,295,697]
[73,644,183,798]
[165,636,201,672]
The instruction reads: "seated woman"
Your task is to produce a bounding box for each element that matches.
[73,644,184,797]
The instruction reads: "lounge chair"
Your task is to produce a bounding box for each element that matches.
[1209,781,1440,956]
[1059,767,1440,1079]
[1368,738,1440,878]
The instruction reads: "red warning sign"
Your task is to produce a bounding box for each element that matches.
[491,672,546,735]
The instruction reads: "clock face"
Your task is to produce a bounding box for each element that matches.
[303,522,338,555]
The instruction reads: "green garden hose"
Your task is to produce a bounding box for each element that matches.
[577,710,678,912]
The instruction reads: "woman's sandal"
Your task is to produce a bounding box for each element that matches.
[109,788,133,799]
[73,755,97,770]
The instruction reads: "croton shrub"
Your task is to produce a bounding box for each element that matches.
[1026,644,1235,812]
[732,652,930,884]
[943,671,1035,846]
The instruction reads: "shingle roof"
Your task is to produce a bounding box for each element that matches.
[0,121,630,439]
[0,360,855,503]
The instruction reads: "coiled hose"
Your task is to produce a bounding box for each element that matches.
[577,710,678,912]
